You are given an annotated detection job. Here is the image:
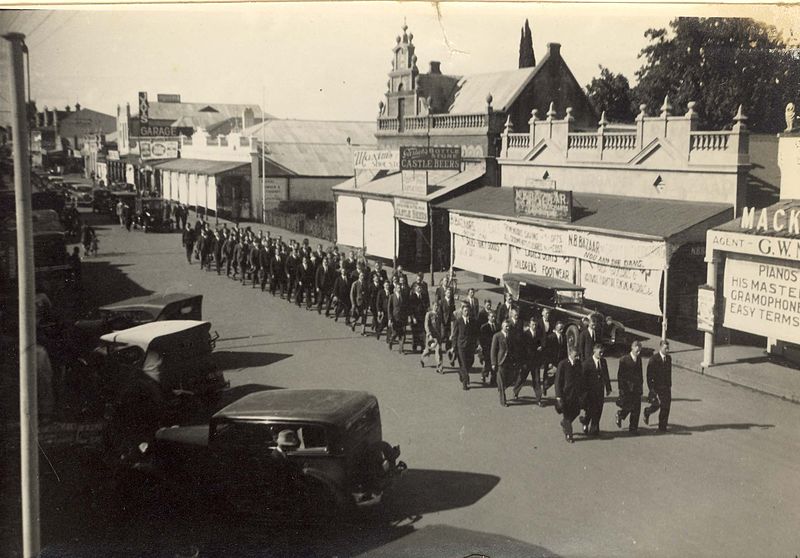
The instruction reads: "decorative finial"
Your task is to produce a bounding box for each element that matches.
[546,102,556,121]
[408,33,414,42]
[686,101,696,118]
[504,115,514,134]
[564,107,574,122]
[660,95,671,116]
[486,93,493,106]
[598,110,608,127]
[785,103,796,132]
[733,104,747,123]
[403,17,407,31]
[638,103,647,117]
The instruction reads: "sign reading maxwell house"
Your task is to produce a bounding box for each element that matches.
[514,187,574,223]
[399,146,461,170]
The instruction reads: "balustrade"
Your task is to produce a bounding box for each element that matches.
[603,133,636,150]
[567,133,598,149]
[690,131,731,151]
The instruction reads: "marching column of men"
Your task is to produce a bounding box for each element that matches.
[181,218,673,442]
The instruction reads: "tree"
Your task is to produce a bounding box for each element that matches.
[633,17,800,132]
[586,66,636,122]
[518,19,535,68]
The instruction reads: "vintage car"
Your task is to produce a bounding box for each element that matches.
[95,320,226,436]
[135,197,173,232]
[502,273,620,349]
[97,293,203,329]
[91,188,112,213]
[130,389,406,517]
[67,183,94,207]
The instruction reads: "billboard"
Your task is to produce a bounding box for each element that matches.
[138,91,149,124]
[139,140,178,160]
[399,146,461,170]
[514,187,573,222]
[352,149,399,171]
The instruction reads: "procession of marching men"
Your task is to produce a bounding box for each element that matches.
[181,217,673,443]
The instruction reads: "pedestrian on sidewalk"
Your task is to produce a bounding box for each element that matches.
[409,282,427,352]
[555,347,583,443]
[615,340,644,434]
[644,340,672,432]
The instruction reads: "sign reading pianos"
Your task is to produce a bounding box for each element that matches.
[514,186,573,223]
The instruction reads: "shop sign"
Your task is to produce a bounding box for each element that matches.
[353,149,399,171]
[139,140,178,160]
[509,245,575,282]
[739,205,800,235]
[400,146,461,170]
[138,91,149,124]
[401,170,427,196]
[139,125,178,137]
[722,257,800,344]
[394,198,428,226]
[107,150,119,161]
[453,235,508,279]
[707,229,800,263]
[514,187,573,222]
[565,230,666,270]
[157,93,181,103]
[449,213,504,243]
[504,221,567,256]
[262,176,288,201]
[697,285,715,333]
[580,261,663,316]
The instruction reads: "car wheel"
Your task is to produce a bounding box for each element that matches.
[565,324,580,350]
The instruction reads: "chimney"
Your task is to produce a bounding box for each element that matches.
[242,108,255,129]
[65,105,71,113]
[547,43,561,57]
[429,61,441,75]
[75,102,81,112]
[43,105,49,126]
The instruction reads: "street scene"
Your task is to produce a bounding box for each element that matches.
[1,4,800,558]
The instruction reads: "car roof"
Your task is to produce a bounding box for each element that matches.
[502,273,585,292]
[214,389,377,427]
[99,292,200,314]
[99,320,210,349]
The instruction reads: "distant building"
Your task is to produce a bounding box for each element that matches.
[334,23,595,268]
[31,103,115,171]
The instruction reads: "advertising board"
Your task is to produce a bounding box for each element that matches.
[139,140,178,160]
[400,146,461,170]
[394,197,428,226]
[514,187,573,222]
[352,149,399,171]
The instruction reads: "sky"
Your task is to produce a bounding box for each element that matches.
[0,2,798,126]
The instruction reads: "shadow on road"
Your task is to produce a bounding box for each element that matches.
[573,421,775,441]
[214,350,291,372]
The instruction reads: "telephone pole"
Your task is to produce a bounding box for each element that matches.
[4,32,40,558]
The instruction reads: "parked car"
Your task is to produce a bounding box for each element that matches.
[97,293,203,329]
[502,273,620,349]
[135,197,173,232]
[91,188,112,213]
[67,183,94,206]
[129,389,406,517]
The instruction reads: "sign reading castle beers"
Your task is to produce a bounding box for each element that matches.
[400,146,461,170]
[514,187,573,222]
[723,257,800,344]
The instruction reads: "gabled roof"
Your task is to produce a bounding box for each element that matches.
[243,119,376,177]
[142,101,268,122]
[449,67,539,114]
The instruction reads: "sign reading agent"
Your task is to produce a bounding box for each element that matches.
[400,146,461,170]
[514,187,573,223]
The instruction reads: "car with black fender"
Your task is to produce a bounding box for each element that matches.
[129,389,406,518]
[502,273,622,349]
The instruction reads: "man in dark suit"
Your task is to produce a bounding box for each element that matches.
[581,343,612,436]
[615,340,644,434]
[577,318,600,364]
[375,281,391,342]
[332,267,352,324]
[295,256,315,308]
[451,305,479,391]
[645,340,672,432]
[495,292,514,326]
[315,258,336,316]
[269,247,285,296]
[542,321,568,396]
[479,311,499,385]
[387,282,409,353]
[491,320,512,406]
[463,288,480,320]
[513,315,544,405]
[555,347,584,443]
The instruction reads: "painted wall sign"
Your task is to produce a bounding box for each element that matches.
[697,285,715,333]
[400,146,461,170]
[138,91,149,124]
[580,261,663,316]
[262,176,289,201]
[401,170,427,196]
[139,140,178,160]
[352,149,399,171]
[394,197,428,225]
[722,257,800,343]
[453,235,507,278]
[514,187,573,222]
[157,93,181,103]
[509,245,575,282]
[738,205,800,235]
[707,229,800,263]
[139,125,178,137]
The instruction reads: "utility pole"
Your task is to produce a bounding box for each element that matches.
[4,32,40,558]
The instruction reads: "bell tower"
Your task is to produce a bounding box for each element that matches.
[384,22,419,124]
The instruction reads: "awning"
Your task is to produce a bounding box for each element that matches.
[152,158,250,176]
[332,166,485,202]
[436,186,732,243]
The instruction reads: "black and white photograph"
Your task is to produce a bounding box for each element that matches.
[1,3,799,557]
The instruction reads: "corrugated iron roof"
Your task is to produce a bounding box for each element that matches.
[145,101,266,122]
[436,186,732,241]
[152,158,249,175]
[333,167,485,202]
[449,67,538,114]
[714,199,800,238]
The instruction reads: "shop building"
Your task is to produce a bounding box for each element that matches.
[437,102,751,336]
[31,103,115,172]
[703,125,800,366]
[334,24,594,268]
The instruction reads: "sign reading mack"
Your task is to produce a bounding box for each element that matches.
[514,187,573,223]
[400,146,461,171]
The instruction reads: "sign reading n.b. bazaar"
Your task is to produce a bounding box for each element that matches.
[400,146,461,170]
[514,187,573,222]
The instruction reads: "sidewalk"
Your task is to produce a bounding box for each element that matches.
[195,210,800,404]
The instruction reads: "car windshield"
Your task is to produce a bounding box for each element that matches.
[212,421,328,452]
[72,185,93,193]
[555,289,583,305]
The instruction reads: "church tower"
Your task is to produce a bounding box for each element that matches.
[383,23,420,130]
